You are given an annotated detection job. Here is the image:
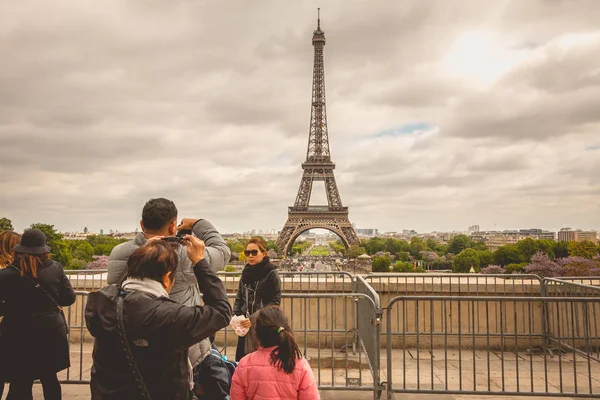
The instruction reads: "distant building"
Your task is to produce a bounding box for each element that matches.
[558,228,598,243]
[356,228,378,237]
[467,225,480,234]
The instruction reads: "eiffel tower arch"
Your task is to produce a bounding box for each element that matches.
[277,11,359,256]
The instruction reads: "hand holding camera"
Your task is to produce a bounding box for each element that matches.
[185,235,206,265]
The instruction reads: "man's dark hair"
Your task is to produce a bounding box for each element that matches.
[142,198,178,231]
[126,241,178,282]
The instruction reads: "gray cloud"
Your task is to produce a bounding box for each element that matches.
[1,0,599,235]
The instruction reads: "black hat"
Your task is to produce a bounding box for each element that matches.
[13,229,51,255]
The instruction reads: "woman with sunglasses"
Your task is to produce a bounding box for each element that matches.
[233,237,281,361]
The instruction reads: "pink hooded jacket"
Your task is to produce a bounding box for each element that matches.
[230,346,320,400]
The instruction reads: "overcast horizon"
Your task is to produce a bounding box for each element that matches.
[1,1,599,235]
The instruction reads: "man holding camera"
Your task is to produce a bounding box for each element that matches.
[108,197,231,368]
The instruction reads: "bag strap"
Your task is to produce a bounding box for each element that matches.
[10,265,62,312]
[116,295,153,400]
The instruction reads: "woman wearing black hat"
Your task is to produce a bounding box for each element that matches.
[0,229,76,400]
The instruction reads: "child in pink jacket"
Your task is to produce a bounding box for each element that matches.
[230,305,320,400]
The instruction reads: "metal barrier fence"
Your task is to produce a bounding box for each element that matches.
[364,273,544,296]
[355,276,384,399]
[365,274,544,349]
[65,269,108,291]
[64,270,356,294]
[57,274,600,399]
[385,295,600,399]
[59,290,381,395]
[217,271,356,294]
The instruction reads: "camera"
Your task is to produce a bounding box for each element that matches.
[161,236,187,245]
[176,229,192,239]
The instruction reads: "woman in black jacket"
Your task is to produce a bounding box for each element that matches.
[0,230,22,399]
[233,237,281,361]
[0,229,76,400]
[85,235,232,400]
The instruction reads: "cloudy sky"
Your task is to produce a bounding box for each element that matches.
[1,0,599,235]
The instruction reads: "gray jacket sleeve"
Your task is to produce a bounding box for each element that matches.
[107,242,131,285]
[192,219,230,273]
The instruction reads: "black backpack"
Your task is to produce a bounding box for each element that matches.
[194,345,237,400]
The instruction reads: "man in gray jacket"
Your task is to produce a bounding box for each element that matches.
[107,197,230,368]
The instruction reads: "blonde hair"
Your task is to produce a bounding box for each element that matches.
[0,231,21,268]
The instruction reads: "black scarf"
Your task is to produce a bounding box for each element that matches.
[241,257,276,285]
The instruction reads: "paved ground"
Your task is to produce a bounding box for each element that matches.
[0,385,586,399]
[3,342,597,399]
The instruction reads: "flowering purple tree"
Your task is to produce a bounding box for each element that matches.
[87,255,109,270]
[557,256,599,276]
[419,251,440,263]
[525,252,562,278]
[481,265,505,274]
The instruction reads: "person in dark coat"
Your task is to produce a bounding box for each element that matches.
[0,230,22,399]
[0,229,76,400]
[233,237,281,361]
[85,235,232,400]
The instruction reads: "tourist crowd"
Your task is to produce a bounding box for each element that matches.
[0,198,319,400]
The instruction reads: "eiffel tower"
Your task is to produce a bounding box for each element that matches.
[277,11,359,255]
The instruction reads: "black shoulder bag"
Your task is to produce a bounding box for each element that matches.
[116,295,153,400]
[10,265,69,334]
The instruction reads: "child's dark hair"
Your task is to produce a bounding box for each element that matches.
[255,305,301,374]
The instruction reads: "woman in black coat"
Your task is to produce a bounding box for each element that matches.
[0,229,76,400]
[233,237,281,361]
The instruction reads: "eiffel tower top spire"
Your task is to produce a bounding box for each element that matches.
[307,8,329,162]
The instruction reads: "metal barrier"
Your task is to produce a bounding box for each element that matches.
[364,273,544,296]
[355,276,384,399]
[58,274,600,399]
[541,279,600,361]
[61,290,382,396]
[384,295,600,398]
[61,291,93,384]
[213,292,380,395]
[65,269,108,291]
[64,269,356,294]
[365,274,544,349]
[217,271,356,294]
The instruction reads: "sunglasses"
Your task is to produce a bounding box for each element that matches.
[244,249,259,256]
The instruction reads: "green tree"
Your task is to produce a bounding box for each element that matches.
[347,245,366,258]
[554,241,569,259]
[452,248,480,273]
[329,240,346,255]
[226,240,245,254]
[409,237,427,258]
[493,244,525,266]
[536,239,555,259]
[426,238,440,253]
[393,261,415,272]
[0,217,14,231]
[447,234,473,255]
[29,223,73,267]
[364,237,386,255]
[568,240,598,259]
[477,250,495,268]
[371,256,391,272]
[516,238,539,262]
[72,241,94,262]
[384,238,403,254]
[396,251,411,262]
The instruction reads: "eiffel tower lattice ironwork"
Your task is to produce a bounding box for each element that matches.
[277,11,359,255]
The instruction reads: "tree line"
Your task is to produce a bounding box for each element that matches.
[1,218,127,270]
[329,234,600,274]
